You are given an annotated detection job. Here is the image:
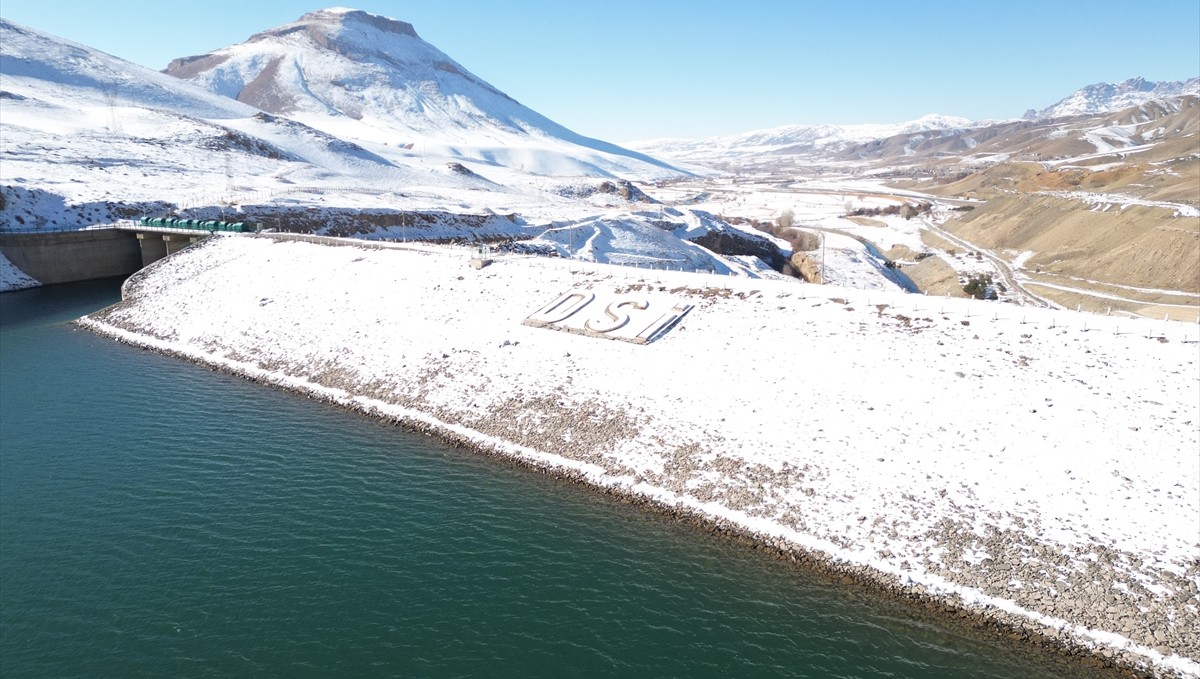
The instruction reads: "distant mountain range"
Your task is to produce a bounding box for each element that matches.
[1026,76,1200,120]
[630,76,1200,165]
[2,8,1195,298]
[627,115,977,163]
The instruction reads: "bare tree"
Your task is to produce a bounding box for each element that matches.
[776,208,794,230]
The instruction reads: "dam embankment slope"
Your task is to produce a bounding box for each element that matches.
[81,234,1200,678]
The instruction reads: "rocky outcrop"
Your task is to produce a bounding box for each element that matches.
[789,252,821,283]
[690,226,787,272]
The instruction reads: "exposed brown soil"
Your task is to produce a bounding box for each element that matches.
[942,194,1200,296]
[919,230,962,255]
[901,255,969,298]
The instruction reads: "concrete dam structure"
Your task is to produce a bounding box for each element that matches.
[0,225,212,286]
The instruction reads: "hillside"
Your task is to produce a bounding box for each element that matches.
[836,96,1200,175]
[628,85,1198,315]
[0,18,420,225]
[2,17,800,288]
[897,98,1200,310]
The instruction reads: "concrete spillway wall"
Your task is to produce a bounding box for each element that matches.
[0,229,142,285]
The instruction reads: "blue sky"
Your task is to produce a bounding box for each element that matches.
[2,1,1198,141]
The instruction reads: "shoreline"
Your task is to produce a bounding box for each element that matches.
[75,316,1187,679]
[76,236,1200,678]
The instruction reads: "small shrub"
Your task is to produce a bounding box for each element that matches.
[962,273,998,300]
[788,230,820,252]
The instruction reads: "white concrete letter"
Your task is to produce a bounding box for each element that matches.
[527,290,595,325]
[585,300,648,333]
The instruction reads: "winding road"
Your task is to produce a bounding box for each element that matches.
[918,217,1057,308]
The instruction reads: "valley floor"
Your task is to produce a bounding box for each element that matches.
[641,175,1200,322]
[80,234,1199,678]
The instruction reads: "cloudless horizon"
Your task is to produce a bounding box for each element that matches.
[2,1,1198,142]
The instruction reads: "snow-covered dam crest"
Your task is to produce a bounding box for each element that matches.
[80,235,1199,678]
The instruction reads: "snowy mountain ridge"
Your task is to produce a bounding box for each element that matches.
[1025,76,1200,120]
[0,19,258,121]
[627,114,980,162]
[630,77,1200,166]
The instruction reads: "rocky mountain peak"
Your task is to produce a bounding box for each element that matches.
[1027,76,1200,120]
[250,8,419,46]
[161,8,678,175]
[163,7,510,128]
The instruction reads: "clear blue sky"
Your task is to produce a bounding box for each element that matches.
[2,1,1198,141]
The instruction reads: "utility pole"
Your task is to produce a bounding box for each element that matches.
[821,231,826,284]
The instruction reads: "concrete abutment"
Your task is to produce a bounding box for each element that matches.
[137,232,169,267]
[0,229,142,285]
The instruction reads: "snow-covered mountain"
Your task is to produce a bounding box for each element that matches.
[0,17,786,283]
[165,8,678,178]
[627,114,977,163]
[1025,76,1200,120]
[0,18,435,220]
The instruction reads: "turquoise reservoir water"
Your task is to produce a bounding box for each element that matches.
[1,280,1096,678]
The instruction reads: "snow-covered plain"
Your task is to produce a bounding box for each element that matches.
[82,234,1200,677]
